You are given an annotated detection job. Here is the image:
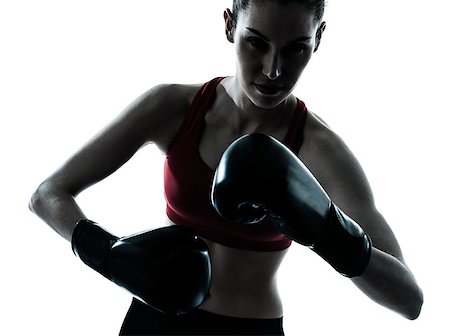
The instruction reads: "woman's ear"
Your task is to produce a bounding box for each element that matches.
[223,8,235,43]
[314,21,326,52]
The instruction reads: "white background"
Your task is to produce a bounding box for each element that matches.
[1,0,449,335]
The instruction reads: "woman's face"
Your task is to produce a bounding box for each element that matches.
[226,1,324,109]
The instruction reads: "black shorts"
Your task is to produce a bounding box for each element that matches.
[120,298,285,336]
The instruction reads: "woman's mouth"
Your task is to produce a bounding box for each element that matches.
[254,83,283,96]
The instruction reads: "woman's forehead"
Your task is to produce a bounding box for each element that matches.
[237,1,317,39]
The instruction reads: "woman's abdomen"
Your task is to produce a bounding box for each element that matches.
[199,238,289,319]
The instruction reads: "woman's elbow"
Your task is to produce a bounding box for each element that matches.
[29,184,45,214]
[402,286,424,320]
[29,180,57,216]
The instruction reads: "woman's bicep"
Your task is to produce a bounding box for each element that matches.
[301,118,405,261]
[46,84,187,196]
[49,118,145,195]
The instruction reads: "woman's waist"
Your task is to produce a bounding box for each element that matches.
[164,219,289,318]
[200,238,287,318]
[199,280,283,319]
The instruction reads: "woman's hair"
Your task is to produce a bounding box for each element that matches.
[231,0,326,27]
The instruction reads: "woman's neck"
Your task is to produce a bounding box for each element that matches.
[219,76,295,133]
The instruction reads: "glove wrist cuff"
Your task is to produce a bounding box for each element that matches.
[312,205,372,277]
[71,219,118,280]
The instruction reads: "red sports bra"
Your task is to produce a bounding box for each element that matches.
[164,77,308,251]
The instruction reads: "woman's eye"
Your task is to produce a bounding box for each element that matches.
[285,44,306,55]
[248,37,268,50]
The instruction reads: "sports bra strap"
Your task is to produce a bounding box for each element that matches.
[283,99,308,154]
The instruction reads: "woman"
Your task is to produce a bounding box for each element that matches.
[29,0,423,335]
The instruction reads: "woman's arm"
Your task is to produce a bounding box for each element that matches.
[29,84,195,241]
[299,112,423,320]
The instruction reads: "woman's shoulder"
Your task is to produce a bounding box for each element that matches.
[131,82,204,152]
[301,110,344,155]
[141,82,202,111]
[300,110,363,193]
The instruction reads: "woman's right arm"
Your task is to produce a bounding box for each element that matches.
[29,83,196,242]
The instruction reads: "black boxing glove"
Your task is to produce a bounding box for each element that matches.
[71,220,211,314]
[211,133,371,277]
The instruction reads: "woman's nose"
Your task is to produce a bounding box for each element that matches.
[262,51,282,80]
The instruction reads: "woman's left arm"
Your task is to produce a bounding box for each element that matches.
[300,113,423,320]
